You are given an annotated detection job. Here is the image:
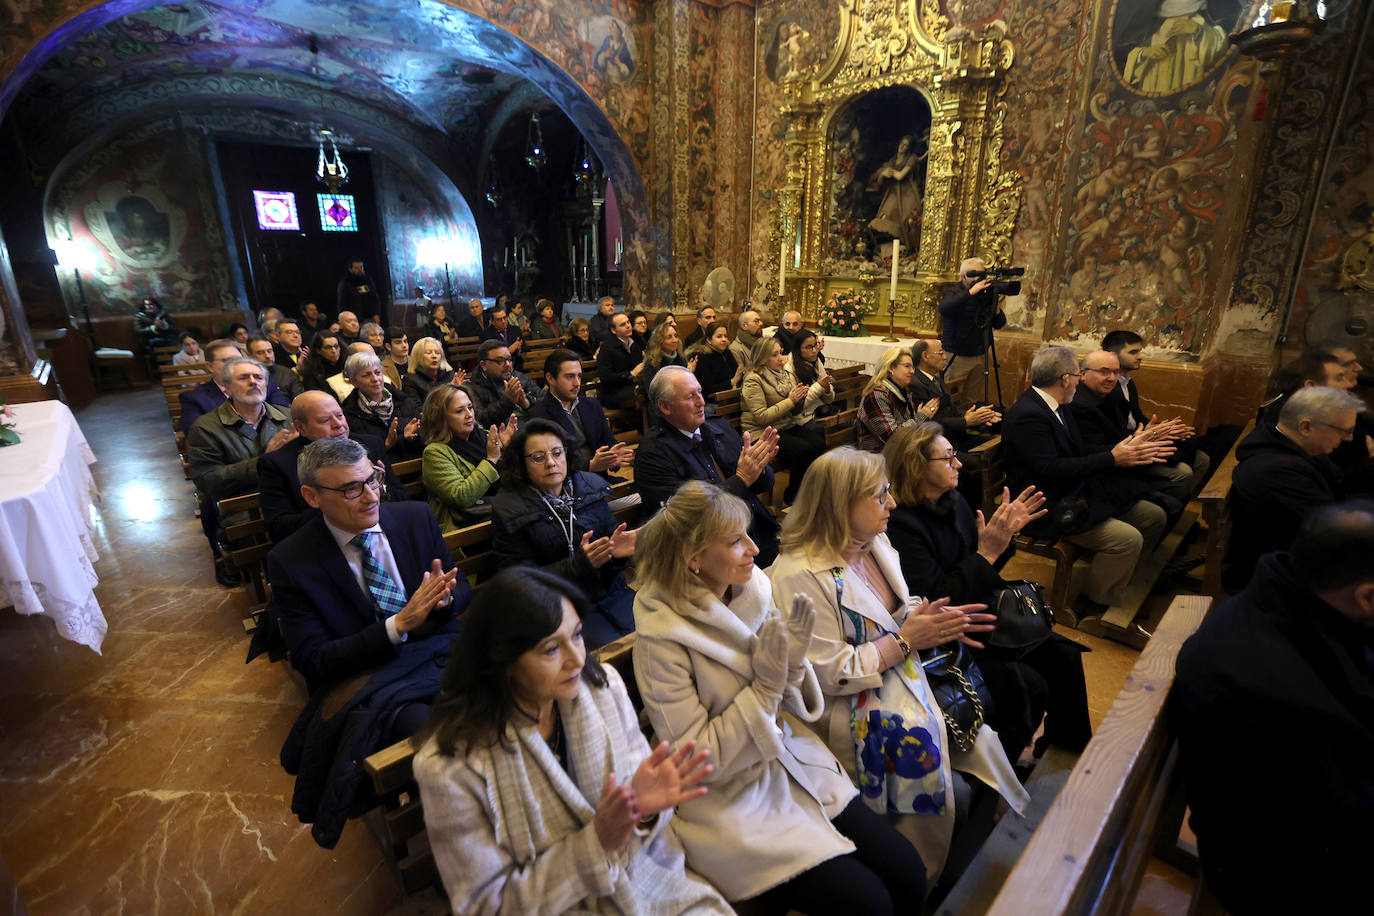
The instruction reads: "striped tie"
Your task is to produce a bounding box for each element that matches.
[351,532,407,619]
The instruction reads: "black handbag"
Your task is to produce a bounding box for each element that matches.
[987,579,1055,658]
[919,642,995,752]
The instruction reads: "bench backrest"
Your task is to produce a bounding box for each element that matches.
[1196,418,1254,596]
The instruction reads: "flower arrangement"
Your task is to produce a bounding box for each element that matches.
[819,288,872,337]
[0,397,18,447]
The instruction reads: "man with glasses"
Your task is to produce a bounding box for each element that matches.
[274,319,307,369]
[479,304,525,371]
[1224,385,1364,591]
[179,338,290,434]
[1002,345,1176,620]
[527,349,633,476]
[468,338,539,427]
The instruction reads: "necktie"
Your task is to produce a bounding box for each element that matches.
[692,431,727,481]
[351,532,407,619]
[1053,407,1066,427]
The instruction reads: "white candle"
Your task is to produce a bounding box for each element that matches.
[779,235,787,296]
[890,239,900,301]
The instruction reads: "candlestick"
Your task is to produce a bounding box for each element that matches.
[778,235,787,296]
[889,239,900,301]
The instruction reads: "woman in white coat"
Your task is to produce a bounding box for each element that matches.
[413,567,730,915]
[769,447,1028,881]
[633,480,927,913]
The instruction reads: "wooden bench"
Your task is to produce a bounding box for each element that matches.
[217,492,273,606]
[389,457,426,500]
[822,406,860,448]
[972,595,1215,916]
[361,632,641,896]
[1195,418,1254,597]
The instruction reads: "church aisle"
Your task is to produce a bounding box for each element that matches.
[0,388,417,915]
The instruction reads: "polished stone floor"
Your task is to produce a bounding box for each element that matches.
[0,388,1191,914]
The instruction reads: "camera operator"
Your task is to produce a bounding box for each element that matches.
[939,257,1005,408]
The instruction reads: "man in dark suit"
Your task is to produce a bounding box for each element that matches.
[682,305,716,350]
[271,437,469,697]
[773,310,804,358]
[596,311,645,410]
[468,339,539,427]
[258,391,406,543]
[1100,330,1210,487]
[589,296,618,345]
[479,304,526,372]
[180,338,290,434]
[527,349,634,476]
[636,366,782,567]
[909,338,1000,444]
[938,258,1006,408]
[1001,346,1173,616]
[455,298,486,338]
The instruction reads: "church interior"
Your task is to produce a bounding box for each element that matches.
[0,0,1371,913]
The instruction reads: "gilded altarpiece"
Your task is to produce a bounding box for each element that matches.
[774,0,1019,331]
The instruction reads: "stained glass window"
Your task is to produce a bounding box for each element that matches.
[316,193,359,232]
[253,190,300,231]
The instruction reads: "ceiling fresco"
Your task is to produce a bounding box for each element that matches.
[10,0,524,143]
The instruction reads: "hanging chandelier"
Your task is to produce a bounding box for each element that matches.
[316,128,349,193]
[526,113,546,172]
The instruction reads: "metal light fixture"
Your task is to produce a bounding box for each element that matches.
[485,156,502,207]
[573,139,594,184]
[316,128,349,193]
[525,113,546,172]
[1230,0,1328,60]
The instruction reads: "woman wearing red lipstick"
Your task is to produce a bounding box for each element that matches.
[633,480,927,912]
[414,568,727,915]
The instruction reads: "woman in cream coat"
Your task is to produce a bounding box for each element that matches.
[633,480,927,913]
[741,335,834,504]
[769,447,1029,881]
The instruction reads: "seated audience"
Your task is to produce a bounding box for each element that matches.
[688,321,742,402]
[179,338,289,434]
[1267,347,1374,495]
[492,420,638,649]
[297,331,344,394]
[469,339,539,427]
[228,322,249,347]
[741,335,831,504]
[640,320,695,400]
[326,341,375,401]
[456,298,486,339]
[770,448,1026,879]
[628,308,649,348]
[633,480,929,911]
[340,351,422,459]
[682,305,716,350]
[1001,346,1173,615]
[1102,330,1210,487]
[479,304,525,372]
[787,329,832,397]
[420,383,515,532]
[274,319,306,369]
[1223,385,1362,591]
[246,335,304,405]
[882,425,1092,755]
[596,311,646,410]
[636,366,782,567]
[187,356,295,585]
[527,298,563,341]
[1172,502,1374,914]
[857,347,921,452]
[359,321,386,358]
[589,296,617,345]
[508,298,529,332]
[381,327,409,389]
[336,310,361,346]
[527,349,633,476]
[171,332,202,367]
[414,569,726,914]
[258,390,404,543]
[565,317,598,360]
[420,304,457,347]
[403,336,459,407]
[909,338,1000,446]
[134,296,178,350]
[773,309,805,358]
[298,300,325,336]
[1260,347,1347,422]
[729,308,765,367]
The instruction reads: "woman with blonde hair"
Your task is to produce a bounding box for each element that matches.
[420,383,516,532]
[857,346,932,452]
[741,335,833,504]
[770,446,1026,881]
[403,336,457,406]
[633,479,927,912]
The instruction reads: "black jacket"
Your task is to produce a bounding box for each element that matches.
[635,417,779,567]
[1172,552,1374,913]
[479,324,526,372]
[938,283,1004,357]
[888,492,1008,606]
[909,369,971,439]
[589,312,615,345]
[596,337,644,409]
[525,392,619,475]
[1224,421,1344,590]
[566,334,597,360]
[257,433,406,543]
[491,472,627,602]
[468,368,540,428]
[692,348,738,401]
[340,385,423,460]
[455,315,484,339]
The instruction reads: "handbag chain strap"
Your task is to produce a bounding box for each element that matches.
[936,656,985,753]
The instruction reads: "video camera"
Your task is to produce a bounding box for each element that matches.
[967,266,1025,297]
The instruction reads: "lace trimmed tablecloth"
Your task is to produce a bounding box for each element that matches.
[817,334,926,373]
[0,400,105,653]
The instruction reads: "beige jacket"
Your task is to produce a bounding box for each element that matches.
[633,567,858,901]
[741,365,833,435]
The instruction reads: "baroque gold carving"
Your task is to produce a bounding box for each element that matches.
[775,0,1021,333]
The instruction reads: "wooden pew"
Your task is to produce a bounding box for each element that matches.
[714,387,743,432]
[976,595,1214,916]
[389,457,425,500]
[217,492,273,605]
[822,406,860,448]
[1196,418,1255,597]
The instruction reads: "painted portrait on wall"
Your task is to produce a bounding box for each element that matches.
[1111,0,1241,97]
[824,85,932,270]
[588,16,634,83]
[764,19,812,83]
[83,183,187,271]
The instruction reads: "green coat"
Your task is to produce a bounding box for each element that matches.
[423,441,499,533]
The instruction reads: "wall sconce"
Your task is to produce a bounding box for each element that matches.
[1230,0,1328,60]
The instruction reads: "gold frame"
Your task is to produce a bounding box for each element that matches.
[774,0,1020,332]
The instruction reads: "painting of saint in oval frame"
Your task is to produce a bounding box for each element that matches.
[1110,0,1243,98]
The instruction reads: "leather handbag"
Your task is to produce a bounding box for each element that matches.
[919,643,994,752]
[987,579,1055,658]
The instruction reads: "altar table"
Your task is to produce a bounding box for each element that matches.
[0,401,105,652]
[817,334,927,372]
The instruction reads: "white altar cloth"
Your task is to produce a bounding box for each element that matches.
[817,334,926,372]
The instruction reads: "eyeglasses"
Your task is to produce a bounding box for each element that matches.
[525,446,566,465]
[928,451,961,465]
[873,482,893,504]
[484,355,511,364]
[1320,422,1356,439]
[314,472,382,501]
[1084,367,1119,376]
[1061,371,1084,379]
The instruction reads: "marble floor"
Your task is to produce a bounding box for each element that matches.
[0,388,1194,914]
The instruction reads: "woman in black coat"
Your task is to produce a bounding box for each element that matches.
[688,321,741,401]
[298,331,344,394]
[883,423,1093,756]
[341,350,424,460]
[490,419,637,650]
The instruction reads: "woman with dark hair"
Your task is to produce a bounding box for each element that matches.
[788,329,828,386]
[298,331,344,394]
[565,318,597,360]
[421,304,457,347]
[413,568,727,915]
[883,423,1093,756]
[639,321,696,400]
[687,321,742,401]
[228,322,249,347]
[528,299,563,341]
[628,309,649,348]
[421,383,516,532]
[492,419,638,650]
